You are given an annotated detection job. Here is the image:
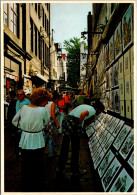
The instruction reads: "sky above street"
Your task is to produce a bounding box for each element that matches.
[51,3,92,52]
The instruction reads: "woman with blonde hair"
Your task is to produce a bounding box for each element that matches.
[12,87,50,192]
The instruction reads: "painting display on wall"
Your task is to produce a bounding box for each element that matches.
[119,129,134,159]
[109,90,113,111]
[105,44,109,67]
[98,150,115,178]
[119,79,124,100]
[126,100,132,119]
[106,71,109,89]
[109,67,113,88]
[128,151,134,169]
[118,56,124,79]
[122,5,133,51]
[101,157,121,191]
[131,73,134,100]
[110,168,133,192]
[130,46,134,74]
[113,125,131,150]
[113,62,119,87]
[109,36,114,64]
[125,75,131,100]
[114,89,120,113]
[120,100,125,117]
[124,50,131,76]
[114,22,122,59]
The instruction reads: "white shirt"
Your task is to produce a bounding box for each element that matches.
[69,104,96,127]
[12,105,49,149]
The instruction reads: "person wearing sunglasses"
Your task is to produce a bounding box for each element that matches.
[16,90,31,113]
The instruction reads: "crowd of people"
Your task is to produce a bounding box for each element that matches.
[7,87,104,192]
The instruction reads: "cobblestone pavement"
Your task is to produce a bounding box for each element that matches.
[4,122,103,192]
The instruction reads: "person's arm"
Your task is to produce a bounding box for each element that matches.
[79,111,89,124]
[51,103,59,128]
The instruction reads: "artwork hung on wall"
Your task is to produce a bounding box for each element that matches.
[105,44,109,68]
[105,92,109,111]
[126,100,132,119]
[101,157,121,191]
[130,46,134,74]
[119,56,124,79]
[113,89,120,113]
[109,67,113,88]
[120,100,125,117]
[98,150,115,178]
[109,36,114,64]
[114,22,122,59]
[119,129,134,159]
[110,168,133,192]
[122,4,133,51]
[113,62,119,87]
[119,79,124,100]
[113,120,125,137]
[124,50,131,76]
[125,75,131,100]
[132,101,134,120]
[106,70,109,89]
[131,73,134,100]
[109,90,114,111]
[128,151,134,169]
[113,125,131,150]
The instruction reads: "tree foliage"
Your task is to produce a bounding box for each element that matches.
[63,37,86,88]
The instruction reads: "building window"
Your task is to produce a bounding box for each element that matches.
[45,14,46,31]
[4,3,8,26]
[30,18,33,52]
[35,3,37,12]
[10,3,19,37]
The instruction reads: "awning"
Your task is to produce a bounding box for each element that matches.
[36,73,48,82]
[23,74,31,79]
[31,73,48,87]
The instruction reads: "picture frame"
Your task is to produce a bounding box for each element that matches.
[114,21,122,59]
[86,126,95,137]
[105,91,109,111]
[113,89,120,113]
[94,150,105,170]
[120,100,125,117]
[130,46,134,74]
[122,5,133,51]
[109,35,114,64]
[131,73,134,100]
[106,70,109,89]
[101,157,121,191]
[124,50,131,76]
[109,118,120,134]
[109,67,113,89]
[104,135,115,152]
[128,151,134,169]
[118,56,124,79]
[113,125,131,150]
[113,62,119,87]
[107,117,117,132]
[105,44,109,68]
[125,100,132,119]
[98,150,115,178]
[119,78,124,100]
[125,75,131,100]
[119,129,134,159]
[109,90,114,111]
[110,168,133,192]
[113,120,125,137]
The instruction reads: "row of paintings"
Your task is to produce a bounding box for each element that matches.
[120,100,134,120]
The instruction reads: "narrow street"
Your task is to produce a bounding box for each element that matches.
[4,122,103,192]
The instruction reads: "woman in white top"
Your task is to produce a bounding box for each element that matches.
[12,88,50,192]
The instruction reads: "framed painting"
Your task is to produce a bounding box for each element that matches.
[109,90,114,111]
[118,56,124,79]
[125,75,131,100]
[106,70,109,89]
[113,125,131,150]
[126,100,132,119]
[105,92,109,111]
[109,118,120,134]
[131,73,134,100]
[130,46,134,74]
[98,150,115,178]
[86,126,95,137]
[114,89,120,113]
[122,5,133,51]
[94,150,105,170]
[124,49,131,76]
[105,44,109,68]
[113,62,119,87]
[109,36,114,64]
[114,21,122,59]
[101,157,121,191]
[113,120,125,137]
[104,135,115,152]
[119,129,134,159]
[107,117,116,131]
[128,151,134,169]
[120,100,125,117]
[109,67,113,89]
[119,78,124,100]
[110,168,133,192]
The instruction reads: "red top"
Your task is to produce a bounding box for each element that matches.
[58,99,66,112]
[64,94,71,103]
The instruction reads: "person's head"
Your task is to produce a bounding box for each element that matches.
[17,90,25,102]
[9,90,16,98]
[52,90,60,103]
[30,88,49,106]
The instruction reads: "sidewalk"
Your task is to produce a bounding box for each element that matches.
[4,123,103,192]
